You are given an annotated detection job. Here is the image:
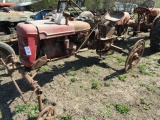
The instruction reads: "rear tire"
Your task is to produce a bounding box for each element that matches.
[0,42,15,69]
[150,20,160,52]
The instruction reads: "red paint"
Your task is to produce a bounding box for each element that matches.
[16,22,39,67]
[16,19,75,67]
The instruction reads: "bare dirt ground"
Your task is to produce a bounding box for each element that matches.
[0,32,160,120]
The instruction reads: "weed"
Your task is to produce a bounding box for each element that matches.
[157,73,160,77]
[115,104,130,115]
[14,104,39,118]
[138,64,154,76]
[118,74,127,81]
[85,87,90,91]
[140,98,145,104]
[147,87,156,92]
[91,81,100,89]
[139,63,147,74]
[117,57,125,63]
[104,82,110,87]
[66,71,76,76]
[70,77,77,82]
[98,105,114,118]
[40,65,49,72]
[84,67,90,74]
[60,114,72,120]
[82,116,93,120]
[71,67,76,71]
[139,83,146,87]
[94,70,100,75]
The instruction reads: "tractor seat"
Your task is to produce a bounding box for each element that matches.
[104,11,125,22]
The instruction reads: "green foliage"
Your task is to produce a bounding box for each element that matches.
[94,70,100,75]
[118,74,127,81]
[84,67,90,74]
[30,0,59,11]
[60,114,72,120]
[66,71,76,76]
[147,87,156,92]
[82,116,93,120]
[14,104,39,118]
[117,57,125,63]
[138,63,154,76]
[139,83,146,87]
[40,65,49,72]
[91,81,100,89]
[104,82,110,87]
[115,104,130,115]
[70,77,78,82]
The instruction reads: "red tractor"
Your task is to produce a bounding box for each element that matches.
[0,0,145,119]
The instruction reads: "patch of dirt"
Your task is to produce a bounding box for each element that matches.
[0,33,160,120]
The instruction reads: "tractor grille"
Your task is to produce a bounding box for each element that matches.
[18,35,29,62]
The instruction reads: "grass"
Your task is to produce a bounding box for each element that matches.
[93,70,100,75]
[139,83,146,87]
[117,57,125,63]
[60,114,72,120]
[138,63,154,76]
[91,81,100,89]
[82,116,93,120]
[118,74,127,81]
[14,104,38,118]
[84,67,90,74]
[98,105,114,118]
[104,82,110,87]
[66,71,76,76]
[147,87,156,92]
[39,65,49,72]
[70,77,78,82]
[115,104,130,115]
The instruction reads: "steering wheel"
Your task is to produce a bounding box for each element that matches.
[140,0,155,10]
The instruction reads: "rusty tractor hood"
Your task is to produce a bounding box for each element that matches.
[0,2,14,8]
[17,19,90,40]
[0,10,28,22]
[104,11,130,25]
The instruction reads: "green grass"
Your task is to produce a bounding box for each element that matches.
[104,82,110,87]
[118,74,127,81]
[39,65,49,72]
[117,57,125,63]
[70,77,78,82]
[115,104,130,115]
[139,83,146,87]
[60,114,72,120]
[84,67,90,74]
[93,70,100,75]
[82,116,93,120]
[138,64,154,76]
[157,73,160,77]
[66,71,76,76]
[14,104,39,118]
[91,81,100,89]
[147,87,156,92]
[98,104,114,118]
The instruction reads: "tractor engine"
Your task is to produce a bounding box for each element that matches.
[16,19,90,69]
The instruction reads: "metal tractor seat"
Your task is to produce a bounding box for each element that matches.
[104,11,125,22]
